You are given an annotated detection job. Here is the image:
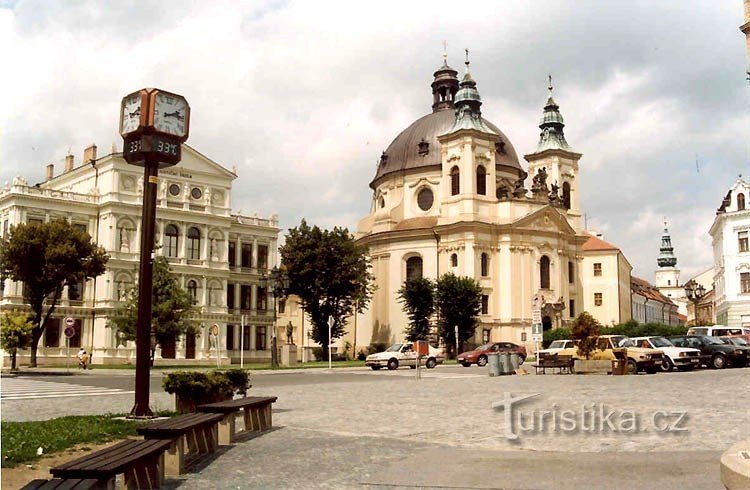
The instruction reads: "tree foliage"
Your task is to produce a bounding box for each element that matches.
[0,312,34,370]
[435,273,482,353]
[110,256,198,358]
[0,220,108,366]
[571,311,602,359]
[397,277,435,341]
[280,220,374,357]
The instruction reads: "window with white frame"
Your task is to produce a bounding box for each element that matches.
[739,231,749,253]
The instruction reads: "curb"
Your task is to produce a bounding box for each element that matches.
[721,440,750,489]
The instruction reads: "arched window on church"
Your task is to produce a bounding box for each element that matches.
[476,165,486,195]
[480,253,489,276]
[562,182,571,210]
[738,193,746,211]
[450,166,460,196]
[451,253,458,268]
[406,256,423,281]
[540,255,551,289]
[186,279,198,304]
[165,224,179,258]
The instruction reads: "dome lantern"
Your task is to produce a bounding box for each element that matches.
[534,75,572,152]
[431,49,459,113]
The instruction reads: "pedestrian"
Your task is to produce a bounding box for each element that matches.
[76,347,88,369]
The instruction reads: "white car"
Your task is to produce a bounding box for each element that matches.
[537,340,575,356]
[630,336,702,371]
[365,342,444,370]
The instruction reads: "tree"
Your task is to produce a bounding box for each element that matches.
[110,256,199,361]
[280,220,374,358]
[571,311,602,359]
[435,273,482,356]
[397,277,435,341]
[1,312,33,370]
[0,220,108,367]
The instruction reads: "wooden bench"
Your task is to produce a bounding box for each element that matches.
[136,412,224,476]
[49,439,172,489]
[535,353,574,374]
[198,396,277,444]
[21,479,102,489]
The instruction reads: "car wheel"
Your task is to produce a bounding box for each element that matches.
[661,358,674,372]
[626,359,638,375]
[711,354,727,369]
[387,358,399,370]
[425,358,437,369]
[460,362,471,367]
[477,355,488,367]
[370,366,381,370]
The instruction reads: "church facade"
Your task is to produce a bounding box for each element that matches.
[349,56,631,354]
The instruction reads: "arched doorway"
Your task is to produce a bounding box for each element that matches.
[185,332,196,359]
[542,316,553,332]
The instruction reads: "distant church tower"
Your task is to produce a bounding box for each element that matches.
[524,78,584,231]
[655,220,688,315]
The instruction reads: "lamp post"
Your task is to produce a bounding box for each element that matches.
[684,280,708,326]
[260,266,289,368]
[120,88,189,417]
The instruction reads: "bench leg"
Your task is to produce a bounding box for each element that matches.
[124,454,163,489]
[164,435,185,476]
[245,404,273,432]
[217,413,235,444]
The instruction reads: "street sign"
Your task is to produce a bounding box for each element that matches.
[64,326,75,339]
[531,333,543,342]
[532,324,543,335]
[532,310,542,324]
[65,317,75,327]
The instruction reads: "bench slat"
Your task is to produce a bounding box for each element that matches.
[21,479,101,490]
[51,439,171,478]
[138,413,223,438]
[198,396,277,413]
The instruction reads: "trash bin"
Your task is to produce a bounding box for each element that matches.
[509,353,521,372]
[499,352,511,375]
[611,359,626,376]
[488,353,500,377]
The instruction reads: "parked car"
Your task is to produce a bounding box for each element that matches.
[537,340,576,356]
[687,326,750,343]
[365,342,444,370]
[719,337,750,359]
[630,336,701,371]
[667,335,749,369]
[457,342,527,367]
[558,335,664,374]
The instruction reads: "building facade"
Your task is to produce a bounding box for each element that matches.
[631,276,681,326]
[581,233,633,326]
[710,177,750,328]
[0,144,280,365]
[348,56,631,354]
[654,223,689,316]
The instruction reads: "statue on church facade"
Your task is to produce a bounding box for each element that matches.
[512,177,527,198]
[531,168,548,194]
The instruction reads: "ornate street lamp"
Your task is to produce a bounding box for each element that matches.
[260,266,289,368]
[684,279,708,325]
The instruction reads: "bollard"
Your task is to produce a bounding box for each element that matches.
[488,353,500,376]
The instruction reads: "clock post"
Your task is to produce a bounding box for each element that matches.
[120,88,190,417]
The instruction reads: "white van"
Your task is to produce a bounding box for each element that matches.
[687,325,750,342]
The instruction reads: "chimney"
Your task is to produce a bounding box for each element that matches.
[65,154,74,172]
[46,164,54,180]
[83,144,97,163]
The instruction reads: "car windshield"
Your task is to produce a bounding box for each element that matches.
[476,344,493,351]
[649,337,672,348]
[385,344,403,352]
[612,336,634,348]
[549,341,567,349]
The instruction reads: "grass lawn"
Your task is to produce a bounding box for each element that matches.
[1,413,172,468]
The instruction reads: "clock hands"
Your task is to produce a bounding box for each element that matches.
[128,108,140,118]
[163,111,184,121]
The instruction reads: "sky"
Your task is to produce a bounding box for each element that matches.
[1,0,748,281]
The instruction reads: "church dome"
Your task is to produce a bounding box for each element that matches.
[370,62,523,189]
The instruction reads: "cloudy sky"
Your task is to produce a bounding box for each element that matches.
[1,0,748,280]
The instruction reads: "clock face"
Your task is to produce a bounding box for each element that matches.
[120,93,142,135]
[153,92,188,137]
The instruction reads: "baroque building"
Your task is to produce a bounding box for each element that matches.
[654,221,689,316]
[348,55,632,354]
[0,144,280,365]
[710,177,750,328]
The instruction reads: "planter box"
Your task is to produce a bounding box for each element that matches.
[176,393,232,414]
[573,359,611,374]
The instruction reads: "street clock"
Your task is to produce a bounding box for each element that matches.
[119,88,190,167]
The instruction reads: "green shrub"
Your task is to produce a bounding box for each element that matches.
[367,342,389,355]
[543,327,571,346]
[223,368,251,396]
[163,369,251,412]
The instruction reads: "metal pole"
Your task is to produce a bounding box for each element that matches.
[66,337,70,373]
[454,325,459,360]
[240,315,245,368]
[271,293,278,368]
[328,316,332,370]
[131,159,158,417]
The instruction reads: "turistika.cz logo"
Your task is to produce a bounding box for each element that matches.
[492,393,688,440]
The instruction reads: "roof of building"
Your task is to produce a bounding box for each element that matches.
[631,276,677,306]
[393,216,438,231]
[581,232,620,252]
[370,62,523,188]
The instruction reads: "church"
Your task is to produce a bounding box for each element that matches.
[347,53,633,354]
